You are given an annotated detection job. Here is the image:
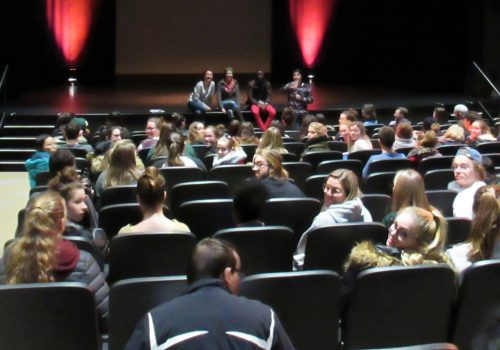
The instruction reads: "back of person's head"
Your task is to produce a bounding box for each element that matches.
[48,167,83,201]
[342,108,359,122]
[7,191,66,284]
[269,120,285,136]
[55,112,75,129]
[419,130,438,148]
[433,107,449,124]
[260,149,288,179]
[228,119,241,137]
[443,124,465,142]
[301,114,318,133]
[399,206,448,264]
[392,169,430,212]
[215,124,227,138]
[106,139,139,186]
[49,149,76,176]
[362,104,377,121]
[281,107,295,127]
[233,180,269,224]
[327,168,360,201]
[468,185,500,261]
[171,112,185,129]
[239,122,256,140]
[378,126,396,149]
[258,127,284,150]
[422,117,435,132]
[396,122,414,139]
[396,107,408,118]
[137,166,165,209]
[64,121,81,140]
[168,132,186,166]
[187,238,238,284]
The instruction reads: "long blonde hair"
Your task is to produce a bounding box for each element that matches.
[392,169,430,212]
[6,191,66,284]
[468,186,500,261]
[257,127,286,153]
[105,140,141,187]
[399,207,448,265]
[347,121,370,151]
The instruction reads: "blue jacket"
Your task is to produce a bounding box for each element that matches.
[25,151,50,188]
[125,278,295,350]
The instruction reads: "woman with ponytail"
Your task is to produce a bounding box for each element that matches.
[117,167,190,234]
[0,191,109,324]
[447,185,500,273]
[161,132,198,168]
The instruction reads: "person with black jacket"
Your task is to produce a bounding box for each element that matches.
[247,70,276,131]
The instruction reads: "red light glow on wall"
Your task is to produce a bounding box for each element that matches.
[46,0,96,68]
[289,0,335,68]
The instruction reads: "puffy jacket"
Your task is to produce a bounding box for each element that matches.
[25,151,50,188]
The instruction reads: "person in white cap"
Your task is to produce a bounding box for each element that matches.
[452,104,468,120]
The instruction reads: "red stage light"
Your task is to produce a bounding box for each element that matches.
[46,0,96,68]
[289,0,335,68]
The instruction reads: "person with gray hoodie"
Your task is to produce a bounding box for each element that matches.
[294,169,372,269]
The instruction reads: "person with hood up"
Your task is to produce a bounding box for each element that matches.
[294,168,372,268]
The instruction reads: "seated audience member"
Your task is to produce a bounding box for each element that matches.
[252,149,305,198]
[393,121,416,150]
[147,122,175,163]
[234,122,260,145]
[433,106,450,125]
[338,109,358,125]
[48,167,97,239]
[203,125,219,154]
[389,106,409,127]
[137,117,161,152]
[448,147,487,219]
[62,121,94,153]
[348,121,372,153]
[361,104,378,126]
[213,137,247,167]
[342,207,449,301]
[447,185,500,273]
[461,110,481,137]
[118,167,190,234]
[25,134,57,188]
[362,126,405,178]
[301,122,330,156]
[281,107,297,131]
[294,169,372,268]
[484,156,500,186]
[0,191,109,325]
[160,132,199,168]
[124,238,295,349]
[216,67,242,121]
[94,125,123,155]
[381,169,432,227]
[247,70,276,131]
[95,140,143,198]
[187,70,215,116]
[257,126,289,154]
[452,104,469,121]
[407,130,442,165]
[299,114,318,140]
[233,180,269,227]
[53,112,75,140]
[467,119,497,146]
[439,124,466,145]
[187,121,205,145]
[336,121,352,143]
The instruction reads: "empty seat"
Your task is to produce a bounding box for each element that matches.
[349,149,382,167]
[452,260,500,350]
[281,152,299,162]
[109,276,188,350]
[436,144,467,156]
[283,142,306,158]
[446,217,471,246]
[424,169,455,190]
[303,223,388,274]
[107,232,196,283]
[283,162,312,191]
[476,141,500,154]
[35,170,52,186]
[158,167,205,193]
[365,158,415,177]
[363,171,397,195]
[262,198,321,244]
[177,199,235,239]
[360,194,392,222]
[100,185,138,207]
[0,282,99,350]
[302,150,343,172]
[343,265,456,349]
[418,156,454,175]
[99,203,144,239]
[208,164,254,196]
[426,190,457,217]
[170,181,230,217]
[239,271,342,350]
[327,141,348,152]
[214,226,295,275]
[304,174,327,202]
[316,159,363,179]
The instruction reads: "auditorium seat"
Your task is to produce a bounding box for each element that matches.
[283,161,312,191]
[302,150,343,172]
[360,194,392,223]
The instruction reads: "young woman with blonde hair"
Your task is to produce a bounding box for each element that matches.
[447,185,500,273]
[95,139,142,197]
[348,121,372,153]
[0,191,108,323]
[257,127,288,154]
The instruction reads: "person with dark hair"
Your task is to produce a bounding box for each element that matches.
[362,126,405,177]
[124,238,295,349]
[25,134,57,188]
[49,149,76,176]
[216,67,242,121]
[433,106,449,125]
[118,167,190,234]
[247,70,276,131]
[187,70,215,116]
[389,107,409,127]
[281,107,297,131]
[281,69,313,127]
[233,180,269,227]
[361,104,378,126]
[63,121,94,153]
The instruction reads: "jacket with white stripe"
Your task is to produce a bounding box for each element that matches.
[124,278,295,350]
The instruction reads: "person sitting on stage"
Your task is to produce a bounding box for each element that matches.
[247,70,276,131]
[216,67,242,121]
[187,70,215,116]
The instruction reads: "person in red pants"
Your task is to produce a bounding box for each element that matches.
[247,70,276,131]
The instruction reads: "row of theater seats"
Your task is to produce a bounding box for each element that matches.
[1,260,498,350]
